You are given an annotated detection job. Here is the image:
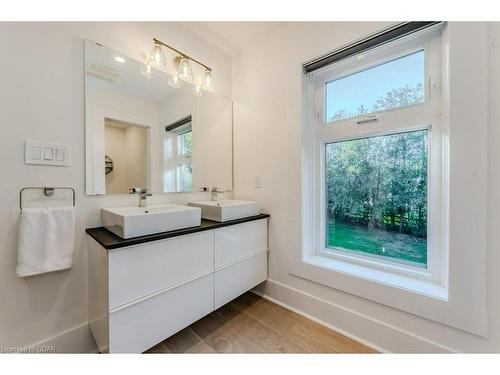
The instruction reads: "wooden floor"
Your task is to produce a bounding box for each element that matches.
[145,292,376,354]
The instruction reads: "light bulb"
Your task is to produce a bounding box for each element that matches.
[140,63,152,78]
[149,42,166,67]
[202,69,212,89]
[178,57,193,82]
[193,84,202,97]
[153,44,162,64]
[168,73,182,89]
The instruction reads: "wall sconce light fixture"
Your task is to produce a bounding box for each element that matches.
[149,38,213,95]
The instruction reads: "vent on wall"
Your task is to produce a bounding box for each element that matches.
[86,63,120,83]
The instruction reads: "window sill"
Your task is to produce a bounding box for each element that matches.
[289,254,489,337]
[292,254,448,301]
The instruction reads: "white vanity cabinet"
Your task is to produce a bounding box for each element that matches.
[87,216,268,353]
[213,219,268,309]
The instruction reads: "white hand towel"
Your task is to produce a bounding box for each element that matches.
[17,207,76,277]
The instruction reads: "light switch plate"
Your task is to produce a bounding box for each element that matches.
[55,148,65,162]
[31,145,41,160]
[255,176,262,189]
[25,141,70,166]
[44,147,53,161]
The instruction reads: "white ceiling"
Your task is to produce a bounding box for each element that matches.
[182,22,284,54]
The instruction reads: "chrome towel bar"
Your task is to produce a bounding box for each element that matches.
[19,187,76,211]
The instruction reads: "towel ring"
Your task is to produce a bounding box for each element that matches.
[19,187,76,211]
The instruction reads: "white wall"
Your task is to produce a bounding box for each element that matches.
[0,22,233,351]
[233,22,500,352]
[105,124,129,194]
[124,125,148,191]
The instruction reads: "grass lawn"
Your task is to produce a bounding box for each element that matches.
[327,221,427,266]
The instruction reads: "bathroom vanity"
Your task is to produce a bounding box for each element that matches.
[86,214,269,353]
[83,38,262,354]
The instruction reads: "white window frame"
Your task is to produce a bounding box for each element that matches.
[294,22,490,337]
[177,129,192,157]
[322,48,428,124]
[175,129,193,191]
[163,123,193,193]
[302,26,448,296]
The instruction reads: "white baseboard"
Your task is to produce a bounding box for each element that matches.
[29,278,456,354]
[252,279,456,353]
[34,322,98,353]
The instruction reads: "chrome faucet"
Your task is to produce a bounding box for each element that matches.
[210,187,219,202]
[129,187,152,207]
[210,187,229,202]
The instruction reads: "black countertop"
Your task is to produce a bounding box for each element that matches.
[86,214,270,250]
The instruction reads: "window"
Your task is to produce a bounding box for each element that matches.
[178,129,192,155]
[295,23,491,336]
[163,116,193,193]
[175,129,193,191]
[303,24,445,292]
[175,162,192,192]
[325,130,428,267]
[325,50,425,122]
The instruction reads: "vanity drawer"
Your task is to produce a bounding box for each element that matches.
[108,231,213,309]
[109,273,213,353]
[214,219,268,268]
[214,251,268,309]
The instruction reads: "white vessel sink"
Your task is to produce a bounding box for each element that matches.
[188,199,260,222]
[102,204,201,239]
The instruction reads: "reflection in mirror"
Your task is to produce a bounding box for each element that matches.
[105,119,149,194]
[84,40,233,195]
[164,116,193,193]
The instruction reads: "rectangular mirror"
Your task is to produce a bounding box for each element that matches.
[84,40,233,195]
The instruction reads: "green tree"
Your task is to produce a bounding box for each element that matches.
[326,83,427,238]
[374,83,424,112]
